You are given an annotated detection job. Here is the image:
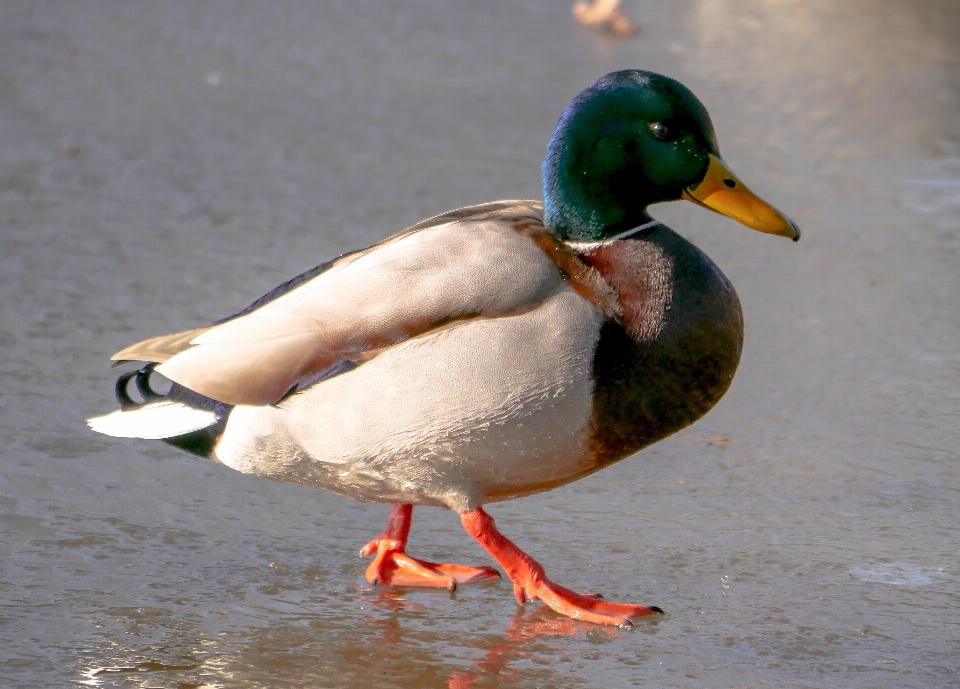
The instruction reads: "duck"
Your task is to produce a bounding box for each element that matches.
[88,70,799,627]
[572,0,639,37]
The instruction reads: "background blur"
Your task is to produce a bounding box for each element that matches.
[1,1,958,687]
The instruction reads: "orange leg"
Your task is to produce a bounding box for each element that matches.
[460,506,663,627]
[361,504,500,590]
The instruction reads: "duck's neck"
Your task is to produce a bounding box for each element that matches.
[543,189,654,242]
[542,158,654,241]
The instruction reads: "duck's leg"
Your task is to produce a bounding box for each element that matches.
[361,503,500,589]
[460,507,663,626]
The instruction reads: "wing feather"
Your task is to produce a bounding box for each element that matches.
[111,327,211,363]
[114,202,568,407]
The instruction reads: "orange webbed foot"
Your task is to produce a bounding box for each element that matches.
[522,578,662,626]
[361,536,499,589]
[461,507,663,627]
[360,504,500,590]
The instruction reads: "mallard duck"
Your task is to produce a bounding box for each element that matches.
[89,70,798,627]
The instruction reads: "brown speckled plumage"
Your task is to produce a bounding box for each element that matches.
[583,225,744,466]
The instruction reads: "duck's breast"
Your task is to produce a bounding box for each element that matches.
[580,227,744,466]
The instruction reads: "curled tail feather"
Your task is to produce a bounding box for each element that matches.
[88,364,231,457]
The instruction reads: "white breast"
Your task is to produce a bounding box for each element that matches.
[214,285,604,511]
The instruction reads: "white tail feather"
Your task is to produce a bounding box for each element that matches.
[87,402,218,439]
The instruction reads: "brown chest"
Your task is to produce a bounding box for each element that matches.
[578,240,674,341]
[576,231,744,467]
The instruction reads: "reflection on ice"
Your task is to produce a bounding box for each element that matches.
[448,605,629,689]
[849,563,946,587]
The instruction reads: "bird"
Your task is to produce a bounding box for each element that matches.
[89,70,799,627]
[572,0,638,37]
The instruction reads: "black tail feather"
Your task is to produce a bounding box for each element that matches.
[113,364,233,457]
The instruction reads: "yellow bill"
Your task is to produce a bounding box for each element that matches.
[683,154,800,241]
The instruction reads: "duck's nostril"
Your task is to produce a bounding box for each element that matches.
[723,179,736,188]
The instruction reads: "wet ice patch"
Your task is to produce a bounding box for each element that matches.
[903,158,960,216]
[849,563,944,587]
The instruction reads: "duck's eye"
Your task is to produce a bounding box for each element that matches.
[649,122,669,140]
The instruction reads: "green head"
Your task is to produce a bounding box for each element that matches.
[543,70,799,243]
